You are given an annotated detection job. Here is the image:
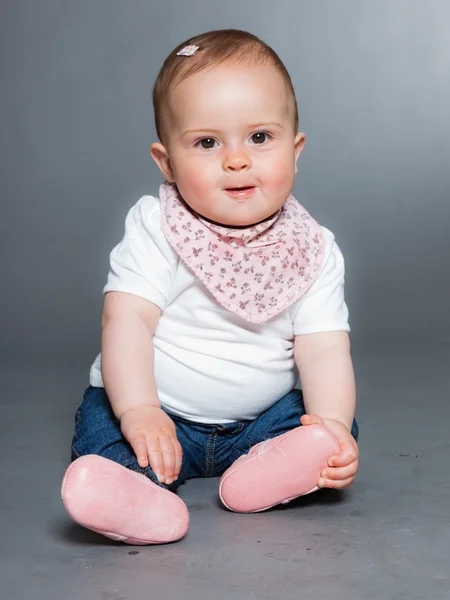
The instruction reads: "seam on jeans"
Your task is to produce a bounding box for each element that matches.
[71,445,81,459]
[72,408,81,441]
[75,408,81,427]
[205,431,211,475]
[206,431,216,476]
[210,431,218,476]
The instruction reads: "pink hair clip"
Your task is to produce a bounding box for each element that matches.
[176,44,199,57]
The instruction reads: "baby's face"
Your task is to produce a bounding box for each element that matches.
[151,63,305,227]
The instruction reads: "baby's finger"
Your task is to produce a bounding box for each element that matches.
[159,435,177,483]
[147,436,165,481]
[129,434,150,469]
[300,414,324,426]
[173,439,183,480]
[318,475,355,489]
[328,445,358,467]
[321,461,358,481]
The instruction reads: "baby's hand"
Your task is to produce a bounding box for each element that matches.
[300,414,359,489]
[120,406,182,485]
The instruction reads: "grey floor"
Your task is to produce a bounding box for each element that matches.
[1,342,449,600]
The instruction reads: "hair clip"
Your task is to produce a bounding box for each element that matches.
[176,45,199,57]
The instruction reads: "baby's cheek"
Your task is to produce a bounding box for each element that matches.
[266,158,295,189]
[176,163,215,211]
[182,159,215,190]
[176,164,202,192]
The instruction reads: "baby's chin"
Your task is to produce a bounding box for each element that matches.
[205,202,281,228]
[181,192,283,228]
[196,209,274,229]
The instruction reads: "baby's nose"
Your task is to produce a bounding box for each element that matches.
[223,150,252,171]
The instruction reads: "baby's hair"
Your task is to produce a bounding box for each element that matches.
[152,29,299,144]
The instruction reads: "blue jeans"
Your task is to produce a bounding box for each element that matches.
[71,386,359,493]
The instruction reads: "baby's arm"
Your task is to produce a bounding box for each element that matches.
[101,291,161,416]
[101,291,182,484]
[294,330,355,429]
[294,330,358,488]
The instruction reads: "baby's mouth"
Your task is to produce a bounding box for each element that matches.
[226,186,254,191]
[224,186,256,200]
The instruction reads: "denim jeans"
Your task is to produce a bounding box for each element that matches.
[71,385,359,493]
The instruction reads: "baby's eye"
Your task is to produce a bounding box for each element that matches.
[250,132,271,144]
[196,138,218,149]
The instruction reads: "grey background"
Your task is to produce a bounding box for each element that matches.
[1,2,450,599]
[2,0,449,365]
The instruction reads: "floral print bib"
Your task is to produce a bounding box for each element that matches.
[160,182,325,325]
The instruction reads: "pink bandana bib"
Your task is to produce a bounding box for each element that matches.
[160,182,325,324]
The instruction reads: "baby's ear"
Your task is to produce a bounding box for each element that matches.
[294,132,306,172]
[150,143,175,182]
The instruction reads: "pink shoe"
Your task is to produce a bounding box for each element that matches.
[61,455,189,545]
[219,424,339,513]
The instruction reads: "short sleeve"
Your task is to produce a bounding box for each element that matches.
[103,195,178,310]
[292,227,350,335]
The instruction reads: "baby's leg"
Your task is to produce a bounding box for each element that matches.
[219,389,359,513]
[62,386,189,544]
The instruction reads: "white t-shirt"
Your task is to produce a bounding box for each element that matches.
[90,195,350,423]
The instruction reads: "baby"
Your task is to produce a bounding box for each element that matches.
[61,29,359,545]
